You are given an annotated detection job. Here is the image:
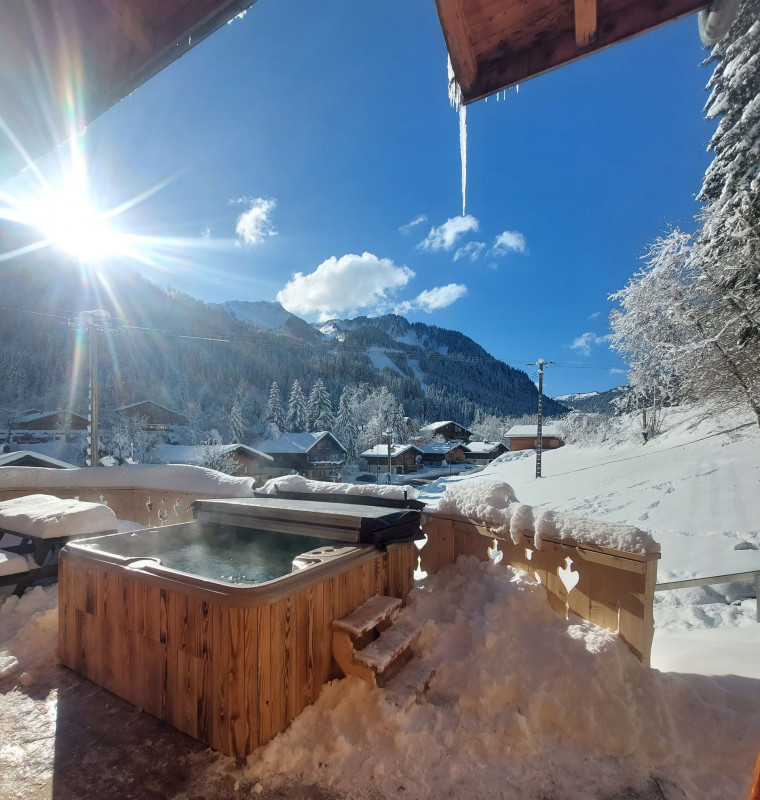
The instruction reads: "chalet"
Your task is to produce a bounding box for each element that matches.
[156,444,273,481]
[254,432,347,481]
[361,444,424,475]
[420,421,473,442]
[0,450,79,469]
[13,410,88,432]
[112,401,189,431]
[419,442,467,467]
[506,424,564,452]
[464,441,508,465]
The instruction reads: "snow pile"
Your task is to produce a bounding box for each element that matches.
[0,464,255,496]
[0,494,118,538]
[0,586,58,684]
[246,558,758,799]
[436,478,660,555]
[259,474,419,502]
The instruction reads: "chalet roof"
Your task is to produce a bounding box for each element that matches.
[254,432,347,456]
[436,0,705,105]
[0,0,257,182]
[0,450,80,469]
[111,401,189,424]
[506,424,563,438]
[360,444,423,458]
[420,421,472,434]
[156,444,273,464]
[14,410,88,426]
[419,442,465,455]
[464,441,506,453]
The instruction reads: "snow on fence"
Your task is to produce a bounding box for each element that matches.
[420,513,660,665]
[0,465,255,527]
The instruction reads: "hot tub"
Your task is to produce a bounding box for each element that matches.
[58,497,421,756]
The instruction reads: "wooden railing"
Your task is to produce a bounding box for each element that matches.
[420,512,660,665]
[656,570,760,623]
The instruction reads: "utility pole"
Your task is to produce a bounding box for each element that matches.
[69,310,119,468]
[528,358,554,478]
[385,429,393,485]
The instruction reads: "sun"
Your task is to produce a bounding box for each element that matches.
[26,181,121,263]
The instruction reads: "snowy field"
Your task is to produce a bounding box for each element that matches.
[1,404,759,799]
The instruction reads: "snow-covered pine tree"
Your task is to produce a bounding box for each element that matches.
[229,383,247,443]
[306,378,334,431]
[265,381,286,432]
[334,387,359,465]
[286,379,307,432]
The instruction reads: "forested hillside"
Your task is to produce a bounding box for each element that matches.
[0,255,565,439]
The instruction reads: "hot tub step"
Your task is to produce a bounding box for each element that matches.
[381,659,436,710]
[353,617,422,672]
[332,594,402,638]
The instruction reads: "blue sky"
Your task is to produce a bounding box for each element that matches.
[4,0,716,396]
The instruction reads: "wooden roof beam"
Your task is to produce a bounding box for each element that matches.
[575,0,598,47]
[435,0,479,99]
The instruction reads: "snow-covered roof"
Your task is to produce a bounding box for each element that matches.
[463,441,506,453]
[156,444,273,464]
[420,420,471,434]
[0,450,79,469]
[360,444,422,458]
[254,431,346,455]
[505,424,563,438]
[419,442,464,454]
[0,464,255,496]
[112,400,182,415]
[14,410,87,424]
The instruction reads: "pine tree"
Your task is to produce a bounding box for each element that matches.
[307,378,334,431]
[334,387,359,464]
[265,381,286,431]
[286,379,307,432]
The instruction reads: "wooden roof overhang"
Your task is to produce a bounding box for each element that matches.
[0,0,256,183]
[435,0,709,104]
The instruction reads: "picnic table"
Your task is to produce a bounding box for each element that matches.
[0,494,118,595]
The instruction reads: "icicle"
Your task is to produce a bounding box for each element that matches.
[516,84,520,94]
[447,55,467,217]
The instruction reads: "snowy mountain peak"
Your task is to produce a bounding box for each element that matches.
[213,300,294,331]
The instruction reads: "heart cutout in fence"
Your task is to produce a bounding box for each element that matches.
[558,556,580,594]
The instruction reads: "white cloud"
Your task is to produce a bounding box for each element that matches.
[570,332,610,356]
[609,367,626,374]
[232,197,277,245]
[491,230,527,256]
[454,241,486,262]
[418,215,479,251]
[587,311,602,320]
[277,252,414,321]
[399,215,428,235]
[414,283,468,312]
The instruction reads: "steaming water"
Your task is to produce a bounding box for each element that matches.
[86,524,337,585]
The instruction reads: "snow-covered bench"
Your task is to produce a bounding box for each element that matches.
[0,494,118,595]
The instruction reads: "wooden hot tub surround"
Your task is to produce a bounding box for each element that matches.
[58,538,415,757]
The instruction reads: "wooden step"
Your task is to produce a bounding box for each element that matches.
[353,617,423,673]
[381,658,436,709]
[332,594,402,638]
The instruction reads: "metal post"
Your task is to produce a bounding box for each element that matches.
[386,430,392,485]
[89,327,99,468]
[536,358,544,478]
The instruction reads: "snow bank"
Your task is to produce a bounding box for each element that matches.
[259,474,419,501]
[437,478,660,555]
[245,558,757,799]
[0,464,255,497]
[0,494,118,538]
[0,585,58,684]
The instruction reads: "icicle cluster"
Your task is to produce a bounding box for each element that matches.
[447,55,467,217]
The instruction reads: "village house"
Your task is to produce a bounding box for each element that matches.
[111,401,189,443]
[254,432,347,481]
[463,441,508,464]
[0,450,79,469]
[420,420,473,442]
[10,409,88,440]
[360,444,424,475]
[156,444,273,481]
[505,423,565,452]
[419,442,467,467]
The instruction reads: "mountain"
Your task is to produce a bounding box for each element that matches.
[554,387,625,414]
[0,258,566,436]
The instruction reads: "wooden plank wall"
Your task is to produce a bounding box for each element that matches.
[59,541,416,757]
[420,514,658,665]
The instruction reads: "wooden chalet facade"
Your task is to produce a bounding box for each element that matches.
[13,410,88,431]
[506,424,564,452]
[464,441,508,464]
[112,401,189,432]
[419,442,467,466]
[254,432,347,481]
[361,444,424,474]
[420,421,473,442]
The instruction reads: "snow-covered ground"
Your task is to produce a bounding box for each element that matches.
[1,404,759,799]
